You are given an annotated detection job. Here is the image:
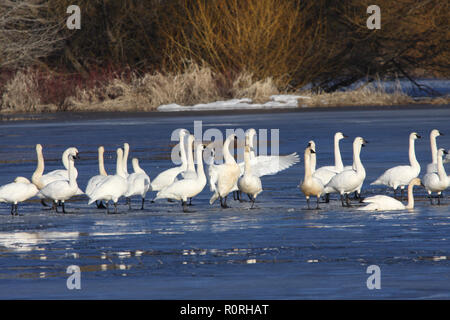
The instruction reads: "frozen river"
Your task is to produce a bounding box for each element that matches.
[0,106,449,299]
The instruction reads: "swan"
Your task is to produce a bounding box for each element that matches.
[124,158,151,210]
[426,129,444,173]
[370,132,421,199]
[39,150,80,213]
[324,137,367,206]
[300,145,324,209]
[85,146,108,208]
[313,132,347,177]
[31,144,84,205]
[209,133,241,208]
[422,148,449,205]
[88,148,128,214]
[155,143,207,212]
[238,128,300,178]
[0,177,39,215]
[358,178,422,211]
[151,129,189,192]
[238,136,263,208]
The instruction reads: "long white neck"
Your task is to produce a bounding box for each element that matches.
[116,149,126,178]
[334,137,344,171]
[32,145,45,189]
[179,132,188,170]
[67,157,78,189]
[223,136,236,164]
[244,146,252,176]
[132,158,145,174]
[352,142,363,173]
[310,149,316,173]
[195,146,206,180]
[186,136,195,172]
[437,152,447,181]
[123,143,129,175]
[406,183,416,209]
[409,137,420,169]
[98,148,107,176]
[304,149,312,180]
[430,134,438,164]
[62,149,70,170]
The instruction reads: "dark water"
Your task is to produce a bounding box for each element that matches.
[0,107,449,299]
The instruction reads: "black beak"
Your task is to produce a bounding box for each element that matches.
[439,132,444,136]
[307,142,311,147]
[343,134,348,138]
[416,134,421,139]
[75,153,80,160]
[310,149,316,154]
[444,150,449,155]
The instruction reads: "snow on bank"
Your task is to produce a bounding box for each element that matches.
[157,95,309,112]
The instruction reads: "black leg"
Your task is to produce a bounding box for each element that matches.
[10,204,14,216]
[96,201,106,209]
[221,196,230,208]
[316,196,320,210]
[41,199,49,207]
[400,188,404,202]
[340,195,345,207]
[306,197,311,209]
[325,193,330,203]
[345,194,351,207]
[62,202,66,214]
[188,197,193,206]
[233,192,237,201]
[429,194,434,205]
[141,197,145,210]
[53,201,59,213]
[114,202,118,214]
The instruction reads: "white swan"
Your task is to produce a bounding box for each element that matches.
[426,129,444,173]
[209,133,241,208]
[31,144,84,203]
[85,146,108,208]
[370,132,421,199]
[151,129,189,192]
[239,128,300,178]
[314,132,347,177]
[300,145,324,209]
[39,150,80,213]
[155,143,207,212]
[324,137,367,206]
[358,178,422,211]
[124,158,151,210]
[422,148,449,205]
[88,148,128,214]
[238,137,262,208]
[0,177,39,215]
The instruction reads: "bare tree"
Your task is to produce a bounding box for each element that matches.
[0,0,65,69]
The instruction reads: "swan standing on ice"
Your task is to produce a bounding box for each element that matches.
[358,178,422,211]
[371,132,421,200]
[151,129,189,193]
[155,143,207,212]
[238,136,262,209]
[324,137,367,207]
[88,148,128,214]
[426,129,444,173]
[300,145,324,209]
[124,158,151,210]
[235,128,299,200]
[209,134,240,208]
[39,150,80,213]
[422,148,449,205]
[0,177,39,215]
[31,145,84,205]
[313,132,348,184]
[85,146,108,208]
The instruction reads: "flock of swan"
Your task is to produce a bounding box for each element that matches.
[301,129,450,211]
[0,128,449,216]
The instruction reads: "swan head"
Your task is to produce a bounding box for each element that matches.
[335,132,348,140]
[354,137,368,147]
[431,129,443,138]
[123,143,129,151]
[438,148,449,158]
[98,146,105,153]
[179,129,190,138]
[307,140,315,150]
[66,147,80,160]
[36,144,43,153]
[410,132,421,140]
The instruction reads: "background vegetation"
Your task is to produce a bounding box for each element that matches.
[0,0,448,112]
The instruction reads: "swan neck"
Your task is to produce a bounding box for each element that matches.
[304,149,312,180]
[430,134,438,163]
[248,132,256,160]
[352,143,363,171]
[99,149,107,176]
[334,137,344,171]
[409,137,419,167]
[437,153,447,180]
[310,150,316,173]
[179,133,188,169]
[223,137,236,164]
[244,147,252,175]
[116,152,125,178]
[187,138,195,172]
[62,150,69,169]
[123,145,129,175]
[32,146,45,189]
[196,147,205,179]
